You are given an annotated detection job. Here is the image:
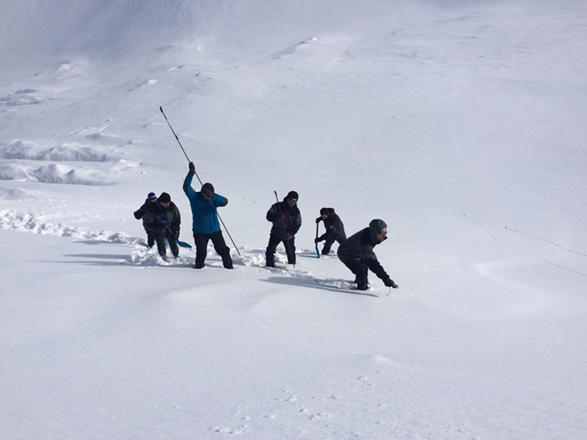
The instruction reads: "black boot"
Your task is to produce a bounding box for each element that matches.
[222,254,234,269]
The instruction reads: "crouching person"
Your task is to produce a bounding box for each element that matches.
[337,219,398,290]
[315,207,346,255]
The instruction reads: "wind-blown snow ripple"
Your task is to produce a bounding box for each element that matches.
[29,163,113,186]
[0,89,42,106]
[0,209,140,244]
[0,139,119,162]
[0,187,34,200]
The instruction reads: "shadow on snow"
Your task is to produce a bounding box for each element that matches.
[262,275,379,297]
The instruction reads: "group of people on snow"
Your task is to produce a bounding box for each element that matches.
[134,162,398,290]
[133,191,181,260]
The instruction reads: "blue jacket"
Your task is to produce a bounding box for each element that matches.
[183,173,227,233]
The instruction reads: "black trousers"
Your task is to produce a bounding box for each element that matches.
[194,231,233,269]
[340,257,369,290]
[321,235,346,255]
[153,230,179,258]
[266,234,296,266]
[146,229,156,248]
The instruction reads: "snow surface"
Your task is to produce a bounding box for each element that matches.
[1,0,586,438]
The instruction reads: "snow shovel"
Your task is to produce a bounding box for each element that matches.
[315,223,320,258]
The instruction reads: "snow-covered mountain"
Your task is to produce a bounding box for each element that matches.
[2,1,586,438]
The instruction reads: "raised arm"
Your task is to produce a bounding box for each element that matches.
[183,172,196,200]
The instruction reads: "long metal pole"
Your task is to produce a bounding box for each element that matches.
[159,106,241,257]
[159,106,190,162]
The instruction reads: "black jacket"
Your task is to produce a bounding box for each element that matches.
[317,208,346,242]
[134,200,181,236]
[133,199,155,226]
[266,200,301,241]
[337,226,389,280]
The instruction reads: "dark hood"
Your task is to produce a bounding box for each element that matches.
[368,219,387,244]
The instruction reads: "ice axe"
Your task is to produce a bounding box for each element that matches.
[315,221,320,258]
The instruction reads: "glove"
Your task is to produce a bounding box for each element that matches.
[315,217,321,224]
[133,210,142,220]
[383,278,399,288]
[188,162,196,175]
[314,237,320,244]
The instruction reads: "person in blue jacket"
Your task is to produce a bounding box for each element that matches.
[183,162,233,269]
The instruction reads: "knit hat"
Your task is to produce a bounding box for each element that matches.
[158,192,171,203]
[286,191,299,200]
[147,192,157,201]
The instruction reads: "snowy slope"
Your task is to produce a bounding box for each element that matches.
[1,1,586,439]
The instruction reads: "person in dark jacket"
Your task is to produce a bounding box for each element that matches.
[183,162,233,269]
[133,192,158,247]
[315,207,346,255]
[337,219,398,290]
[134,192,181,260]
[266,191,301,266]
